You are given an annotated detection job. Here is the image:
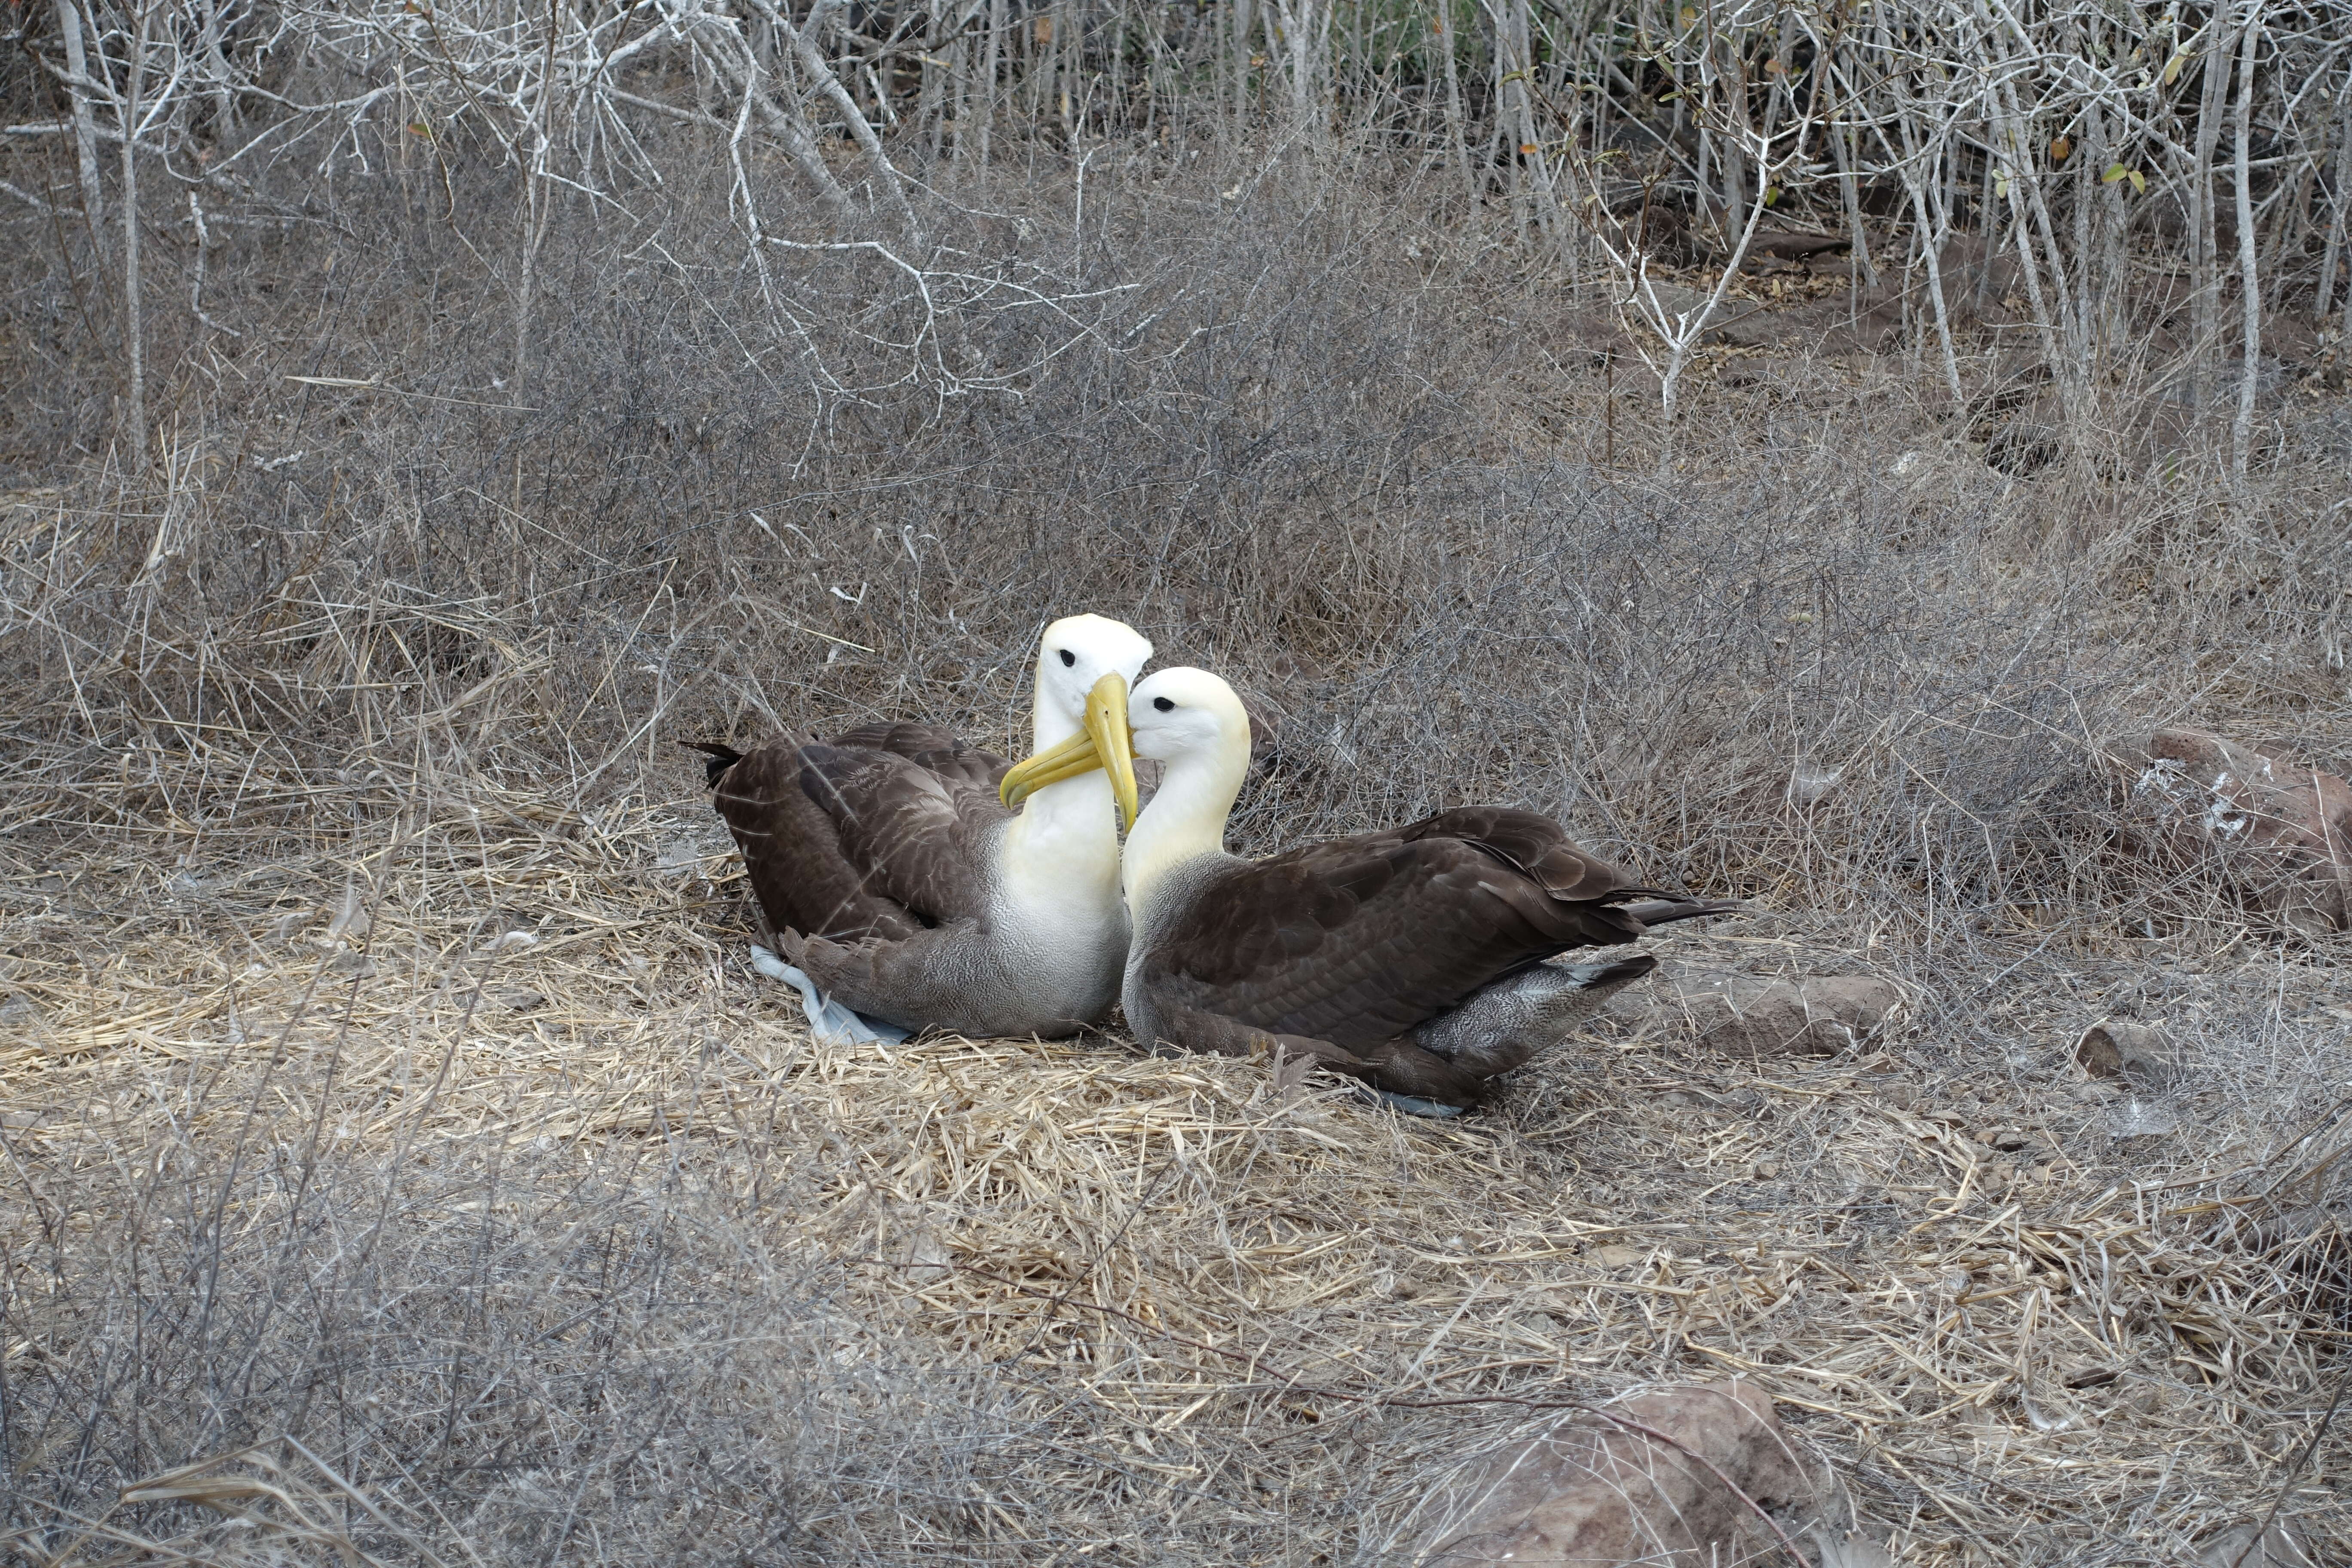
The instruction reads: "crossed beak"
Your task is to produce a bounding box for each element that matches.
[998,673,1139,830]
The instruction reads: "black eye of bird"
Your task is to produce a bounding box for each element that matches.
[1058,649,1076,667]
[1153,697,1175,712]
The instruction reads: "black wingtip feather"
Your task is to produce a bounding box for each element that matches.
[680,740,747,789]
[1617,897,1743,930]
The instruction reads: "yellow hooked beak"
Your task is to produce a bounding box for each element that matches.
[998,673,1140,830]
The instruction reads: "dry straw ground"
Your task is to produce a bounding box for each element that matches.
[4,74,2352,1564]
[1,565,2348,1564]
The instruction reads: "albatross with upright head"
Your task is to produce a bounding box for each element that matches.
[1010,665,1736,1112]
[688,614,1152,1038]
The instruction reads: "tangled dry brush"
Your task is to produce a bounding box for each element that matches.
[3,0,2352,1561]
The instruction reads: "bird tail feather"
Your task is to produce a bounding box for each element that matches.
[1617,897,1741,929]
[680,740,747,789]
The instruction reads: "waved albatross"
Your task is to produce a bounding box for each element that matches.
[687,614,1152,1038]
[1030,666,1736,1112]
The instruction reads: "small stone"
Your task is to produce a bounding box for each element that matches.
[2075,1021,2175,1085]
[1424,1381,1821,1566]
[1666,974,1904,1060]
[1593,1245,1646,1269]
[2193,1523,2315,1568]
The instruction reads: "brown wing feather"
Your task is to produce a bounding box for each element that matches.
[796,743,1005,922]
[701,721,1009,945]
[709,743,925,944]
[1146,808,1657,1051]
[828,722,1009,793]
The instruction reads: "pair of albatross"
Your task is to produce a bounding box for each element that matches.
[692,616,1730,1113]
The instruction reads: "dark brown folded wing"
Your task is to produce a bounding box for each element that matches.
[704,725,1008,945]
[1145,807,1659,1051]
[710,743,923,944]
[795,743,1005,922]
[828,722,1010,794]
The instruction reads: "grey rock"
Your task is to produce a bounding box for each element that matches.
[2195,1522,2315,1568]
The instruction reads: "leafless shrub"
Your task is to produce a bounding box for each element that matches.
[9,0,2349,453]
[5,0,2352,1562]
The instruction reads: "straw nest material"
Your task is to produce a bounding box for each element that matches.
[2,753,2347,1566]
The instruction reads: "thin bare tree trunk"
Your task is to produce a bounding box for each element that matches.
[1230,0,1254,138]
[1886,70,1963,404]
[1435,0,1475,204]
[2232,7,2263,481]
[1485,0,1528,233]
[1831,119,1878,291]
[1510,0,1556,240]
[946,15,969,162]
[122,0,150,466]
[2314,89,2350,323]
[2070,88,2096,370]
[2084,95,2125,366]
[2189,26,2230,410]
[921,0,947,157]
[515,0,557,387]
[979,0,1004,168]
[755,0,923,240]
[1989,70,2088,428]
[53,0,104,237]
[700,26,853,215]
[1052,0,1073,144]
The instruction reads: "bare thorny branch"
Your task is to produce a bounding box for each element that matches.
[8,0,2351,459]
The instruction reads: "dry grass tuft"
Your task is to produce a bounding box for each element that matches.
[3,108,2349,1566]
[3,738,2346,1564]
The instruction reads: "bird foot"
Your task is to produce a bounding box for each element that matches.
[1370,1089,1466,1119]
[748,944,910,1046]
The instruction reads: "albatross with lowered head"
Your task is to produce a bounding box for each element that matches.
[1021,665,1736,1113]
[687,614,1152,1038]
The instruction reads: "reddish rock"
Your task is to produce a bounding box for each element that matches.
[1740,226,1852,263]
[2073,1020,2174,1084]
[1667,974,1904,1060]
[1934,234,2025,324]
[1424,1380,1821,1566]
[2102,729,2352,932]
